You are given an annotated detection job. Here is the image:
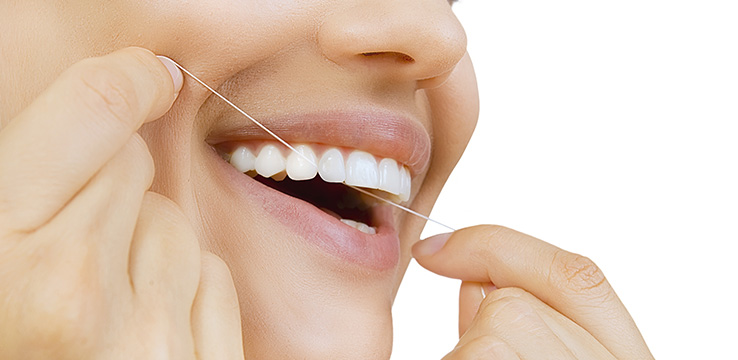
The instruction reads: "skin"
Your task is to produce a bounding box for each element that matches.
[0,1,652,359]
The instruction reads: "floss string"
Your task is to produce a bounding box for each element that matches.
[171,61,456,232]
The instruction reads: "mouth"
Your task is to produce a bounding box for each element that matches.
[219,141,412,233]
[207,110,431,270]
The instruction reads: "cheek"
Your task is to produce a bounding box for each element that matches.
[412,53,479,217]
[430,53,480,165]
[394,54,478,278]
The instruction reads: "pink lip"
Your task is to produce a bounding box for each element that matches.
[212,147,400,270]
[207,108,432,175]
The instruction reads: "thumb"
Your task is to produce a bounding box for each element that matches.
[412,225,522,283]
[412,225,651,360]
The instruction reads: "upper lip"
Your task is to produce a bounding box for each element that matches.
[206,108,432,175]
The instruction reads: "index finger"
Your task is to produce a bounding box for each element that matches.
[412,225,653,360]
[0,47,181,233]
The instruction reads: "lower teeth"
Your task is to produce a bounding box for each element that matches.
[340,219,376,235]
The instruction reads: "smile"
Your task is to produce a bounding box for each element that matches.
[222,141,412,233]
[206,109,431,270]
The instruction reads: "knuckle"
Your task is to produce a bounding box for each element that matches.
[549,250,607,293]
[141,192,192,238]
[143,192,187,221]
[70,59,140,129]
[200,251,236,288]
[471,225,509,262]
[140,191,200,262]
[201,251,230,276]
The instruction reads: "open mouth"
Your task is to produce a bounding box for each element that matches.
[218,141,412,235]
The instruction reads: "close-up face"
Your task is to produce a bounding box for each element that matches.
[1,0,479,358]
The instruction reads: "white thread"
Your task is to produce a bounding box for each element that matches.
[171,61,456,232]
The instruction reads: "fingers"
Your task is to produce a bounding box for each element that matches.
[458,281,485,337]
[191,252,245,360]
[482,288,615,360]
[413,225,653,359]
[127,192,202,358]
[129,192,201,302]
[38,134,154,285]
[0,47,181,233]
[459,288,578,359]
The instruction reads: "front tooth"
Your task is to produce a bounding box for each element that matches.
[255,144,286,178]
[399,166,411,202]
[377,158,401,195]
[345,150,379,188]
[286,145,318,180]
[318,148,346,183]
[230,146,256,173]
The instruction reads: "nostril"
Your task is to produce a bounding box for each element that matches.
[361,52,416,64]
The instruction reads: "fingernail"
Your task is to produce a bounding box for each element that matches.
[156,55,184,94]
[481,282,497,297]
[414,232,452,256]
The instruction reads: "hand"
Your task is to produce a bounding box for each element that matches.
[0,48,243,359]
[413,225,653,359]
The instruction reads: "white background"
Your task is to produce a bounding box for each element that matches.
[392,1,737,359]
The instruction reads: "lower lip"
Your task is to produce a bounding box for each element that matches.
[212,149,401,271]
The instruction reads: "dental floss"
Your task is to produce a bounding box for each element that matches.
[171,61,456,232]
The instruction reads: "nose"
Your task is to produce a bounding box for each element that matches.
[317,1,467,87]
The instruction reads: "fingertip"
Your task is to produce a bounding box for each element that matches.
[156,55,184,96]
[109,47,181,123]
[412,231,453,258]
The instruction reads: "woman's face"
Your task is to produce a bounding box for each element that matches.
[1,1,478,358]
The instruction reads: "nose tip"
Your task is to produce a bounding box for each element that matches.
[318,1,467,84]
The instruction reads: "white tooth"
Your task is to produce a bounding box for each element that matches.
[318,148,346,183]
[340,219,376,235]
[286,145,318,181]
[399,166,411,202]
[377,158,401,195]
[229,146,256,173]
[356,222,376,235]
[255,144,286,178]
[345,150,379,188]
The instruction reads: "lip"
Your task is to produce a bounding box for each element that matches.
[206,108,432,175]
[211,146,401,271]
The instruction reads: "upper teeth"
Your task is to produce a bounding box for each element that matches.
[228,143,411,201]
